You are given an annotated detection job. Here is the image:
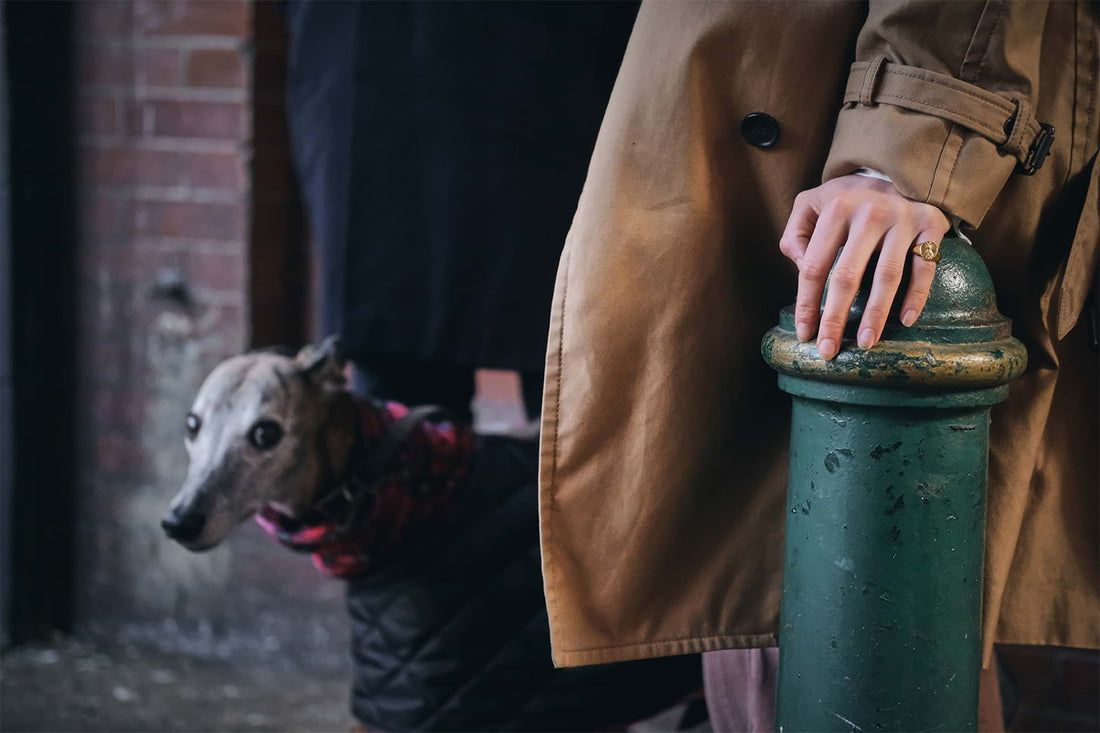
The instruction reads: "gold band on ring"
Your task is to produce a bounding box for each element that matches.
[912,240,941,263]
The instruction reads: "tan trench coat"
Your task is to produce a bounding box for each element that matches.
[539,0,1099,668]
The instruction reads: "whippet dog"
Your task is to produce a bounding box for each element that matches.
[161,337,361,550]
[162,337,705,732]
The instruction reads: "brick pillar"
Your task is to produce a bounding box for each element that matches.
[73,1,343,669]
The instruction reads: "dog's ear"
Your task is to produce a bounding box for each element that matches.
[296,335,347,387]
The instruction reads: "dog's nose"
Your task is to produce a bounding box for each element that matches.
[161,511,206,543]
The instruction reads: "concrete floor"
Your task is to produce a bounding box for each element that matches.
[0,637,351,732]
[0,635,710,733]
[7,635,1094,732]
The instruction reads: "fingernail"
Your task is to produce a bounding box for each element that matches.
[796,322,811,342]
[901,309,917,327]
[858,328,875,350]
[818,338,837,360]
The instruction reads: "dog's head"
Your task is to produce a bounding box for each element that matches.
[162,336,358,551]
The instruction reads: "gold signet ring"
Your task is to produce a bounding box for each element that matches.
[912,240,942,263]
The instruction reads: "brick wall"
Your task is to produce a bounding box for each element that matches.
[72,0,342,672]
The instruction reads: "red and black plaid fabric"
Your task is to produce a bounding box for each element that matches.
[256,400,474,578]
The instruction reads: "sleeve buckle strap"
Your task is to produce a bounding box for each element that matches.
[1004,99,1056,176]
[858,56,887,106]
[844,59,1056,176]
[1020,122,1056,176]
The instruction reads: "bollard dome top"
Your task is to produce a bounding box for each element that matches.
[761,237,1028,391]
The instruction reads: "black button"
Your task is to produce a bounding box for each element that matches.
[741,112,780,149]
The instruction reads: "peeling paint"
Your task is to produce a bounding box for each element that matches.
[870,441,902,459]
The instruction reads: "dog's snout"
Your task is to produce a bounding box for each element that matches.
[161,510,206,543]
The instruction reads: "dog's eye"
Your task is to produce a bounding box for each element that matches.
[185,413,201,440]
[249,420,284,451]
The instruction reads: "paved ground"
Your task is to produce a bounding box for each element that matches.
[7,635,1095,732]
[0,635,711,733]
[0,636,351,732]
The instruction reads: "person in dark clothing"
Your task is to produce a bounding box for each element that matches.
[284,0,639,420]
[281,3,705,732]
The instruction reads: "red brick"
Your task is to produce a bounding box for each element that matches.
[133,245,245,294]
[81,330,131,375]
[135,48,185,87]
[110,247,170,294]
[135,99,248,140]
[80,148,138,187]
[75,267,137,318]
[188,251,246,292]
[76,96,119,136]
[202,303,247,345]
[95,434,141,474]
[91,387,145,434]
[75,1,133,36]
[186,49,247,88]
[135,200,246,240]
[76,239,137,286]
[80,147,247,189]
[123,99,151,137]
[136,0,250,38]
[76,42,133,87]
[74,42,183,94]
[78,194,135,242]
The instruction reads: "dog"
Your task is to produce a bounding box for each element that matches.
[162,337,361,551]
[163,338,703,732]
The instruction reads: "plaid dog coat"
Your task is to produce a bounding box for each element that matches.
[256,400,474,577]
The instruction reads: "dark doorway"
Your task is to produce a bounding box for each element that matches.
[1,0,77,645]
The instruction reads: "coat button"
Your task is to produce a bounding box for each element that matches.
[741,112,780,149]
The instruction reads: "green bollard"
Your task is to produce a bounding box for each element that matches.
[760,238,1027,732]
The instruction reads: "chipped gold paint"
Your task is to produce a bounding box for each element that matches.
[761,327,1028,389]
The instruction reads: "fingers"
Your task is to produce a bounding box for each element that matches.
[783,175,951,358]
[815,216,888,359]
[856,225,915,349]
[900,229,946,326]
[778,190,820,267]
[793,197,849,343]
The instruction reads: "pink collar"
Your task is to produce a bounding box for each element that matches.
[256,399,474,578]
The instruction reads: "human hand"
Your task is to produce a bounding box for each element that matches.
[778,174,950,360]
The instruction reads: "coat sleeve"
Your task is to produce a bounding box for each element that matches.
[822,1,1052,228]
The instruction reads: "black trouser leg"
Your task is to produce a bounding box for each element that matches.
[518,370,544,422]
[353,360,543,428]
[352,359,476,424]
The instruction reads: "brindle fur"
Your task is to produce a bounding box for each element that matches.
[163,338,358,551]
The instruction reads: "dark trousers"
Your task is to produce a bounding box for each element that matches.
[353,359,542,425]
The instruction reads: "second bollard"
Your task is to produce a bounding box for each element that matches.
[760,238,1027,732]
